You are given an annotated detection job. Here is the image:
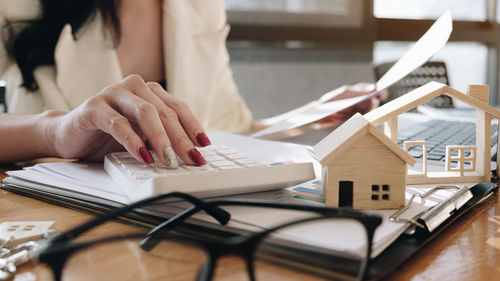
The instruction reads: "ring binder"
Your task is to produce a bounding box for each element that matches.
[389,185,473,232]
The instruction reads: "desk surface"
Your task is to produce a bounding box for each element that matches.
[1,167,500,281]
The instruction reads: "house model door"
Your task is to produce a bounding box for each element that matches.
[338,181,353,207]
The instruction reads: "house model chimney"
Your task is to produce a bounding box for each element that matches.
[467,85,489,103]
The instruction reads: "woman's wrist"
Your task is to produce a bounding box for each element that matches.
[37,109,65,158]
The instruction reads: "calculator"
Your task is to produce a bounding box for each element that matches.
[104,145,315,200]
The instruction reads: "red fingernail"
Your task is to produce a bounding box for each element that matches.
[196,132,211,147]
[189,149,206,166]
[139,146,154,164]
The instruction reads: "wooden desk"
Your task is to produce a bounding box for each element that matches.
[1,167,499,280]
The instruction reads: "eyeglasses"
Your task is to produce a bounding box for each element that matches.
[31,192,382,281]
[142,200,382,281]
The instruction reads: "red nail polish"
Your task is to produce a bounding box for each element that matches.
[139,146,154,164]
[196,132,211,147]
[189,149,206,166]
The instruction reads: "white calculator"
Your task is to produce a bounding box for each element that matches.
[104,145,315,200]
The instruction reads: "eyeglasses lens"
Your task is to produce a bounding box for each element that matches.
[45,238,207,281]
[254,218,369,280]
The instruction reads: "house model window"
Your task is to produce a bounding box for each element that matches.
[371,185,390,201]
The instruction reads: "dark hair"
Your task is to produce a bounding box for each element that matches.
[2,0,121,91]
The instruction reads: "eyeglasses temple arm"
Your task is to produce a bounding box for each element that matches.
[140,202,231,251]
[51,192,229,243]
[139,206,197,251]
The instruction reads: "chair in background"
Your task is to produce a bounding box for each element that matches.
[373,61,453,108]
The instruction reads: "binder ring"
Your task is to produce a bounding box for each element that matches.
[389,185,462,229]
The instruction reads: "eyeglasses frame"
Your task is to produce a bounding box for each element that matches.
[36,193,382,281]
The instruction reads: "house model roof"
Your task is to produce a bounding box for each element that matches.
[365,82,500,126]
[314,113,416,166]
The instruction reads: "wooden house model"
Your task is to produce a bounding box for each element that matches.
[365,82,500,184]
[314,113,416,209]
[315,82,500,210]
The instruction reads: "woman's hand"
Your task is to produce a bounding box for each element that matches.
[250,83,389,136]
[45,75,210,166]
[316,83,388,125]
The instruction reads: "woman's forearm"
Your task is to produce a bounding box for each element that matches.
[0,110,61,163]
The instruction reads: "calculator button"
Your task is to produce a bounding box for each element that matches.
[225,154,248,160]
[210,161,235,167]
[112,152,131,159]
[215,148,239,155]
[122,163,148,170]
[155,167,176,174]
[219,165,242,170]
[125,169,135,176]
[204,155,225,162]
[236,159,259,165]
[184,165,214,172]
[163,168,191,175]
[152,153,160,162]
[210,145,229,150]
[199,150,218,157]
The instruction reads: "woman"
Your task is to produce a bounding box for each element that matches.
[0,0,381,166]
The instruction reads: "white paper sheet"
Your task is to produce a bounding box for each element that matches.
[251,10,452,139]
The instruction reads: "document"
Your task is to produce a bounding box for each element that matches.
[251,10,452,139]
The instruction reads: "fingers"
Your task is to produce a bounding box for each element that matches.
[351,83,376,93]
[377,89,389,102]
[118,75,207,167]
[150,90,208,166]
[84,74,210,166]
[349,84,388,104]
[119,75,208,166]
[319,82,385,123]
[146,82,208,147]
[319,96,377,124]
[356,97,377,115]
[105,90,175,167]
[81,96,154,164]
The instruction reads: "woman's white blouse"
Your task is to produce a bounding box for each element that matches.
[0,0,253,133]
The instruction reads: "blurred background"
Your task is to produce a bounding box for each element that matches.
[225,0,498,119]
